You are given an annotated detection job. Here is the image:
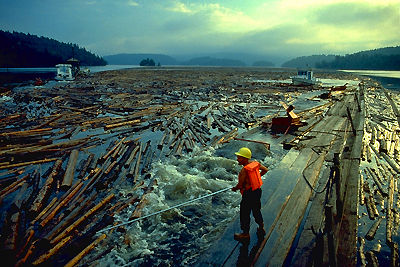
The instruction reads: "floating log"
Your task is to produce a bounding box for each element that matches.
[132,142,143,183]
[3,211,21,252]
[0,173,29,201]
[364,187,378,220]
[45,192,96,241]
[358,237,367,267]
[78,153,95,179]
[0,128,53,138]
[64,233,107,267]
[31,196,58,225]
[124,144,139,169]
[32,114,63,130]
[366,251,379,267]
[51,193,114,244]
[39,181,83,227]
[382,152,400,173]
[104,119,141,130]
[61,149,79,189]
[100,137,126,163]
[0,158,58,170]
[16,227,35,260]
[365,167,387,197]
[365,217,383,241]
[391,242,399,267]
[31,235,72,265]
[359,172,365,206]
[386,173,395,245]
[12,181,29,211]
[30,159,62,214]
[129,194,149,220]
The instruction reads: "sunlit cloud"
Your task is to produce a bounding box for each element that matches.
[166,2,193,13]
[127,0,139,7]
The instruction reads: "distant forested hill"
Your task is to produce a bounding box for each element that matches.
[181,56,246,66]
[281,55,336,68]
[282,46,400,70]
[0,30,106,67]
[104,53,178,65]
[252,60,275,67]
[316,46,400,70]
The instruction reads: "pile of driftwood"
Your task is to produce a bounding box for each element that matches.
[358,83,400,266]
[1,68,309,265]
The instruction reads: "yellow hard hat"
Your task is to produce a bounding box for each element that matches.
[235,147,251,159]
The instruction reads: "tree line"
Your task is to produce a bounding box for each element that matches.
[0,30,107,67]
[316,53,400,70]
[282,46,400,70]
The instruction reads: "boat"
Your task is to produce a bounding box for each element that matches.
[55,64,74,81]
[291,69,321,85]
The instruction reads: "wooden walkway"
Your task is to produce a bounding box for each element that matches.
[196,84,365,266]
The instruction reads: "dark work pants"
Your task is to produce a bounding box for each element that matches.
[240,188,263,233]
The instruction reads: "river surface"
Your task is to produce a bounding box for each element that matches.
[340,70,400,91]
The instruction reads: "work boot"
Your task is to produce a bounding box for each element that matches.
[257,224,266,236]
[234,232,250,242]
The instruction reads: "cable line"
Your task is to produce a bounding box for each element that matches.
[97,187,232,234]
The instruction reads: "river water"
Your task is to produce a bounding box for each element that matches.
[340,70,400,91]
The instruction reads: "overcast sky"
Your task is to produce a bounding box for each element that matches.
[0,0,399,59]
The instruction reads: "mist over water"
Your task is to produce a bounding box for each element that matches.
[98,145,282,266]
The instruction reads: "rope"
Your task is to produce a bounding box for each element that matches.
[97,187,232,234]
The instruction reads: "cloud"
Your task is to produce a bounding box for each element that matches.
[166,1,192,13]
[127,1,139,7]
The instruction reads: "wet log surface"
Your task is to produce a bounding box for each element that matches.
[0,67,396,266]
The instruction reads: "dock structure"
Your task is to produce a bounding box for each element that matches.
[197,83,366,266]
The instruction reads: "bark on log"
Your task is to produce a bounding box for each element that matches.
[32,114,63,130]
[358,237,367,267]
[387,173,395,245]
[3,212,21,251]
[45,192,96,240]
[365,167,387,197]
[61,149,79,189]
[31,235,72,265]
[16,228,35,260]
[30,159,62,214]
[366,251,379,267]
[51,193,114,244]
[382,152,400,173]
[100,137,126,163]
[78,153,94,179]
[365,217,383,241]
[391,242,399,267]
[31,196,58,225]
[104,119,141,130]
[0,174,29,201]
[0,158,58,170]
[359,173,365,206]
[64,233,107,267]
[39,181,83,227]
[132,142,143,183]
[124,143,140,168]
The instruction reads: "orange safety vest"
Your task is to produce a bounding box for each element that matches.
[244,161,263,191]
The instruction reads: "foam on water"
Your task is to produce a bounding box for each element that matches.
[97,146,281,266]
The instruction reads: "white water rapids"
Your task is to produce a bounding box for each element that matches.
[94,143,282,266]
